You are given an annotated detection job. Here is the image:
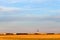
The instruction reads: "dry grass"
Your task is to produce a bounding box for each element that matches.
[0,35,60,40]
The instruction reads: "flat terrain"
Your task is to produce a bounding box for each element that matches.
[0,35,60,40]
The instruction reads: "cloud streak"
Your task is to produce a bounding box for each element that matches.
[0,0,60,4]
[0,0,60,33]
[0,0,48,3]
[0,15,60,22]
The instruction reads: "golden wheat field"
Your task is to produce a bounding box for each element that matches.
[0,35,60,40]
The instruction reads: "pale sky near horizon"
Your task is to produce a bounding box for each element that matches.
[0,0,60,33]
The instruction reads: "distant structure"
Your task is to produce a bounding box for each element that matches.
[34,29,40,35]
[36,29,39,33]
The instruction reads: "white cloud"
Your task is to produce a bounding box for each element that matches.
[0,6,20,12]
[0,6,41,14]
[0,6,60,18]
[50,10,60,13]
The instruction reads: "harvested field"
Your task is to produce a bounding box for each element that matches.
[0,35,60,40]
[0,38,60,40]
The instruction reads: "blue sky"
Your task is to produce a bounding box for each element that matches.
[0,0,60,33]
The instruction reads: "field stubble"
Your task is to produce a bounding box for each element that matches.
[0,35,60,40]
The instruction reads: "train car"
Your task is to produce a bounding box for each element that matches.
[16,33,28,35]
[46,33,55,35]
[5,33,14,35]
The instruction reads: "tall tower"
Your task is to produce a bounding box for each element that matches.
[37,29,39,33]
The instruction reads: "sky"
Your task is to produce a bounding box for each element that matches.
[0,0,60,33]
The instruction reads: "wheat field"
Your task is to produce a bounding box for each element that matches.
[0,35,60,40]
